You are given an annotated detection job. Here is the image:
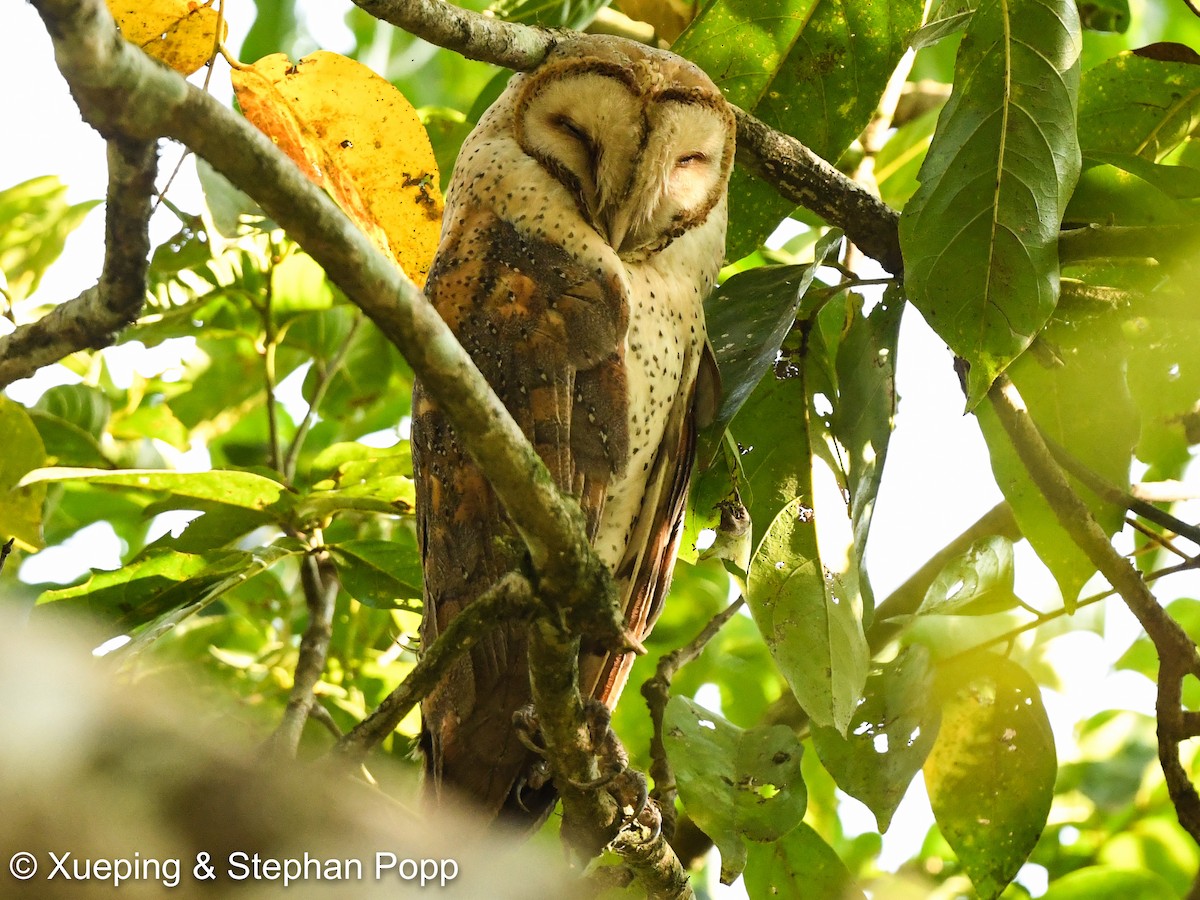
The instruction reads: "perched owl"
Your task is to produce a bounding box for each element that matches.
[411,34,735,824]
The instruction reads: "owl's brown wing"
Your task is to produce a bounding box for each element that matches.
[412,207,631,819]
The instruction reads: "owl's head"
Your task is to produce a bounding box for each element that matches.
[512,36,735,258]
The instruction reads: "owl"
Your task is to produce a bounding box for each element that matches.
[410,34,735,824]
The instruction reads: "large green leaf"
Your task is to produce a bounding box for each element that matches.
[1041,866,1177,899]
[746,496,868,733]
[899,0,1082,405]
[664,696,807,883]
[743,823,865,900]
[812,645,941,831]
[675,0,924,256]
[831,286,902,620]
[918,535,1019,616]
[1066,155,1200,226]
[20,468,294,520]
[0,397,48,551]
[328,536,423,609]
[1078,51,1200,161]
[925,652,1056,899]
[35,542,303,634]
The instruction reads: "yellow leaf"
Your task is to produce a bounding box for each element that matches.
[107,0,225,76]
[231,51,443,287]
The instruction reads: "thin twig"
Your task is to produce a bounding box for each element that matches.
[641,597,745,839]
[283,313,364,482]
[336,573,536,761]
[267,548,340,757]
[1039,431,1200,546]
[308,699,344,739]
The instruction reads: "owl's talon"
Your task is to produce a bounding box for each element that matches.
[512,705,548,758]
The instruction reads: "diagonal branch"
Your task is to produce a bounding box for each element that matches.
[0,138,157,389]
[266,549,340,758]
[337,573,537,761]
[30,0,623,646]
[988,373,1200,844]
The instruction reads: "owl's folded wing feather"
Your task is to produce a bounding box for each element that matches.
[413,207,630,818]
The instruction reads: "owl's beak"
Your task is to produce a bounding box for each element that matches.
[604,205,633,254]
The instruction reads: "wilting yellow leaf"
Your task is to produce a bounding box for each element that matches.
[107,0,225,76]
[231,51,443,287]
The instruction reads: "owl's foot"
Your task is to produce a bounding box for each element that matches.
[512,700,650,828]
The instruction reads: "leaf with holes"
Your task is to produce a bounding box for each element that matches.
[925,652,1056,899]
[813,645,941,831]
[664,696,806,883]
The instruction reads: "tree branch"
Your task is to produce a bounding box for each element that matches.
[0,138,156,389]
[336,573,536,761]
[987,373,1200,844]
[352,0,558,68]
[267,550,340,758]
[641,597,745,840]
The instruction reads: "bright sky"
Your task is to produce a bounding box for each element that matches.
[5,4,1196,895]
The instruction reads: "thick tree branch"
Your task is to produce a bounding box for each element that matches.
[352,0,558,68]
[350,0,904,274]
[0,138,156,389]
[988,374,1200,843]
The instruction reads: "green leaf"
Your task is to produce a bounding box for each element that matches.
[1066,156,1200,226]
[36,543,302,634]
[20,468,294,519]
[919,535,1019,616]
[271,248,333,313]
[875,107,940,209]
[1041,866,1177,899]
[910,0,978,51]
[899,0,1083,405]
[328,536,423,608]
[812,646,941,831]
[699,230,844,463]
[743,823,865,900]
[487,0,610,29]
[0,397,48,551]
[664,696,806,883]
[1078,51,1200,161]
[832,287,902,619]
[975,312,1136,604]
[925,652,1056,899]
[676,0,924,255]
[746,496,868,733]
[0,176,99,303]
